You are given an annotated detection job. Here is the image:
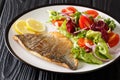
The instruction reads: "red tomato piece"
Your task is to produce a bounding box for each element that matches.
[61,6,77,15]
[61,9,67,13]
[78,38,94,52]
[66,7,77,13]
[108,32,120,48]
[85,10,98,18]
[52,19,64,27]
[79,15,93,29]
[78,38,85,48]
[85,38,94,46]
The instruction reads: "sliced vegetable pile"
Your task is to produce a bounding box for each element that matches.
[48,6,120,64]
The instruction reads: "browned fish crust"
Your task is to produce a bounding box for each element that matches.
[13,32,78,70]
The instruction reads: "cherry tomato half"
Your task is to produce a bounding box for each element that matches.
[79,15,93,29]
[108,32,119,48]
[85,10,98,18]
[61,6,77,15]
[52,19,64,27]
[78,38,94,52]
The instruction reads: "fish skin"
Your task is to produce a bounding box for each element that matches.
[13,32,78,70]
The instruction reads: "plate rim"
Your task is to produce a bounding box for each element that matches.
[4,4,120,74]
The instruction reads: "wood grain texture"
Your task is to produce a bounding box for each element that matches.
[0,0,120,80]
[0,0,5,16]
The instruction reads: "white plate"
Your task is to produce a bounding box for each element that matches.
[4,5,120,73]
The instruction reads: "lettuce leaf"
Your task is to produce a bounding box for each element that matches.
[104,18,116,31]
[73,11,81,25]
[48,10,65,21]
[71,47,103,64]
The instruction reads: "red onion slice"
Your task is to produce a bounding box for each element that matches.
[85,43,96,50]
[73,27,87,34]
[61,12,74,16]
[93,52,111,62]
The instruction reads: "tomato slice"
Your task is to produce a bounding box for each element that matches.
[108,32,119,48]
[78,38,94,52]
[78,38,86,48]
[66,7,77,13]
[61,6,77,15]
[61,9,67,13]
[52,19,64,27]
[85,10,98,18]
[79,15,93,29]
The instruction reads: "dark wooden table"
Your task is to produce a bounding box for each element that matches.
[0,0,120,80]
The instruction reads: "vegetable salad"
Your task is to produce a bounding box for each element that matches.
[48,6,120,64]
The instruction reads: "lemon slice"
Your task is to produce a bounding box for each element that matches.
[26,18,45,32]
[14,20,35,34]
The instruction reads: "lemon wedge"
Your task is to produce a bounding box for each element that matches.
[13,20,35,34]
[26,18,45,32]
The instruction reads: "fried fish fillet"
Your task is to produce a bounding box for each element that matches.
[13,32,78,70]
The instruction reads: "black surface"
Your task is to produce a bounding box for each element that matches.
[0,0,120,80]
